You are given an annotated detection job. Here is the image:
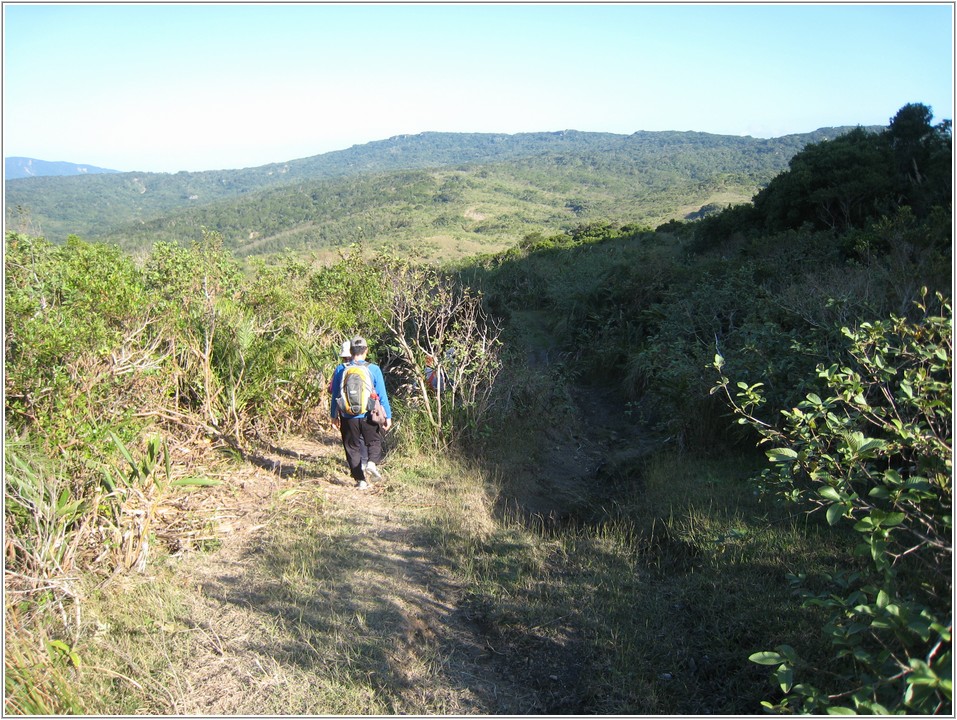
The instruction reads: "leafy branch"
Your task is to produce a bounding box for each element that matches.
[713,289,952,714]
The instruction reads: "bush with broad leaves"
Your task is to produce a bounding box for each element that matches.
[713,289,951,714]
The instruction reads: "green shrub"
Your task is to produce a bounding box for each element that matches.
[4,230,343,581]
[307,245,389,337]
[713,290,951,714]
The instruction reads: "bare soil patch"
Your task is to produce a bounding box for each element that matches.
[163,428,584,714]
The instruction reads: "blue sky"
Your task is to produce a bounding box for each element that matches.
[3,3,953,173]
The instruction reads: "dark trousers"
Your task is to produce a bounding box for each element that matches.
[339,416,382,481]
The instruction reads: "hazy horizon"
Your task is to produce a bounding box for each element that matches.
[4,3,952,174]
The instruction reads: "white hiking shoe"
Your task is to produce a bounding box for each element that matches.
[357,480,369,490]
[365,462,382,480]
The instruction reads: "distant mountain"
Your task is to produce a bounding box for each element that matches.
[4,127,879,256]
[5,157,121,180]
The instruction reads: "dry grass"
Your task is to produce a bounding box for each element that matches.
[9,433,542,714]
[5,427,847,715]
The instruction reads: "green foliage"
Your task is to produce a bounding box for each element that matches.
[6,127,863,258]
[307,245,389,336]
[714,291,952,714]
[134,229,351,440]
[887,103,953,217]
[5,232,153,482]
[5,442,87,576]
[697,103,952,248]
[692,103,953,262]
[5,625,86,714]
[689,202,761,251]
[3,228,360,580]
[471,223,860,448]
[754,126,896,232]
[6,233,142,367]
[469,105,950,448]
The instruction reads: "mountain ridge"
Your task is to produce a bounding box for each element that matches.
[5,156,121,180]
[4,126,878,256]
[6,127,866,184]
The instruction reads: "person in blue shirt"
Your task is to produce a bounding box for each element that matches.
[329,340,368,469]
[330,336,393,490]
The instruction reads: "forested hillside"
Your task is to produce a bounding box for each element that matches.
[4,104,950,715]
[6,126,867,258]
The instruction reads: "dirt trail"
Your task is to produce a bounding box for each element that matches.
[509,312,655,525]
[158,310,646,712]
[163,429,577,714]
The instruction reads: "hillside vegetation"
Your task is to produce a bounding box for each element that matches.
[4,104,951,714]
[6,127,866,260]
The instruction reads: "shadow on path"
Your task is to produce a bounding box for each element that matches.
[180,434,549,714]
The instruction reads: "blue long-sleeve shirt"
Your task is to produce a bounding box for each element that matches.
[330,360,392,420]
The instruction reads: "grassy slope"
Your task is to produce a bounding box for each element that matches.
[19,430,846,715]
[107,170,753,263]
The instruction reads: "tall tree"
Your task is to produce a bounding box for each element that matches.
[753,127,894,232]
[887,103,952,215]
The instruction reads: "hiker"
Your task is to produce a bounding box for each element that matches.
[424,353,444,392]
[330,336,393,490]
[329,340,367,469]
[424,349,454,392]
